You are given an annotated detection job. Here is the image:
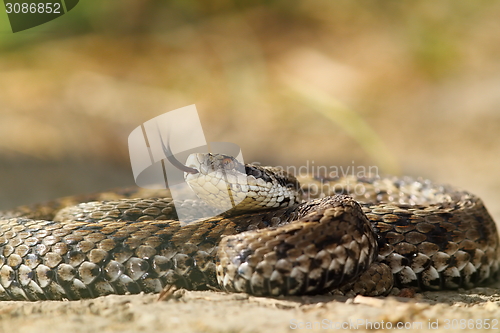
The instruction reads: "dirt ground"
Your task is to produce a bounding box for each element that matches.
[1,286,500,333]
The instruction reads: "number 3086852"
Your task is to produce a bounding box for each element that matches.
[5,2,61,14]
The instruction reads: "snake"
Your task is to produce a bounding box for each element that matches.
[0,152,498,301]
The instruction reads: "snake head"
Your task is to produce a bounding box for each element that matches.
[185,153,244,176]
[184,153,301,213]
[158,121,301,212]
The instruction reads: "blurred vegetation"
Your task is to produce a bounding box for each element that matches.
[1,0,496,81]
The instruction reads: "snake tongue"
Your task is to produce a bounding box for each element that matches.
[158,130,199,174]
[167,153,199,174]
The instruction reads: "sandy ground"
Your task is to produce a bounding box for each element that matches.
[1,285,500,333]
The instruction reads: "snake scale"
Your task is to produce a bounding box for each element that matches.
[0,153,498,301]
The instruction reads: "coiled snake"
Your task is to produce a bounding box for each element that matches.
[0,153,498,301]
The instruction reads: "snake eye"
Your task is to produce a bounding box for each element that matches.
[221,157,233,167]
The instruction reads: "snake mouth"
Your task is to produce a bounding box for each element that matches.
[158,131,199,174]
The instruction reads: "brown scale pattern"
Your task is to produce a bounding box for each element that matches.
[363,199,499,290]
[217,196,378,296]
[0,176,498,301]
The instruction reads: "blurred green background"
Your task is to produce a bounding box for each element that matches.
[1,0,499,221]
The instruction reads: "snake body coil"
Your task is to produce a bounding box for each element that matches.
[0,154,498,301]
